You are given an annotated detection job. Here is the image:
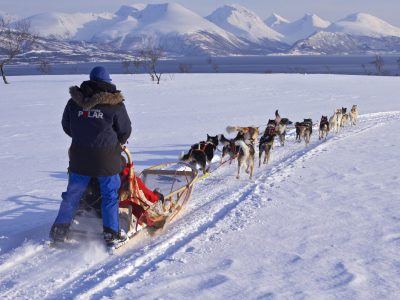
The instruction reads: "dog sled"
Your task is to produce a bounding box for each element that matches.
[68,147,198,250]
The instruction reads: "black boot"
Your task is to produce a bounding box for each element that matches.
[103,228,128,248]
[49,223,70,242]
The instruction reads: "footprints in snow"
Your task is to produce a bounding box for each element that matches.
[318,262,356,290]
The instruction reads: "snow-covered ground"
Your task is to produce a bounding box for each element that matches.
[0,73,399,299]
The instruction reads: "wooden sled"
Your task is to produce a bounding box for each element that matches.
[119,148,198,239]
[68,147,198,245]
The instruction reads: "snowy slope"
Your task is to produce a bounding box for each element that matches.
[0,73,399,299]
[264,13,290,28]
[205,4,284,42]
[0,11,19,22]
[272,13,331,44]
[328,12,400,38]
[25,12,114,39]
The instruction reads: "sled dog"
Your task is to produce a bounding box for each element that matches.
[226,126,259,142]
[341,113,350,127]
[295,118,312,146]
[180,134,220,174]
[219,134,239,164]
[273,110,293,146]
[235,140,255,180]
[340,107,349,127]
[319,115,329,140]
[350,105,358,125]
[330,109,343,133]
[335,108,343,131]
[259,121,276,167]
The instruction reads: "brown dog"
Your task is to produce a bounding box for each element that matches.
[226,126,260,142]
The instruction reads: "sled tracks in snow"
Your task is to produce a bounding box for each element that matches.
[0,111,399,299]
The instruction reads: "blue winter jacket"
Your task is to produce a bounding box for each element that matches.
[62,80,132,176]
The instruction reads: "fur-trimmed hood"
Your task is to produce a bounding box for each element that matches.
[69,81,124,110]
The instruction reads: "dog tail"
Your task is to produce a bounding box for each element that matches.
[179,151,189,161]
[226,126,239,134]
[275,109,280,118]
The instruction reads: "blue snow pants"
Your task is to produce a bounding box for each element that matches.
[53,172,121,233]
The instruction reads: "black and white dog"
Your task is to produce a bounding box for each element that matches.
[295,118,313,146]
[259,120,277,167]
[319,116,330,140]
[219,134,239,164]
[180,134,220,174]
[273,110,293,146]
[220,132,255,179]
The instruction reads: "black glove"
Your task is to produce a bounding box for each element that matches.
[153,188,164,204]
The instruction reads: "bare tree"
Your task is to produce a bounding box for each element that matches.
[132,57,143,73]
[371,55,384,75]
[206,56,219,73]
[178,63,192,73]
[0,17,37,84]
[138,45,164,84]
[37,60,51,74]
[397,57,400,73]
[121,60,133,74]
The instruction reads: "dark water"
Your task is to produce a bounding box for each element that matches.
[6,55,400,76]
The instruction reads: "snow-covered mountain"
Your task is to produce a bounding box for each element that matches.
[264,13,290,28]
[4,4,400,58]
[24,3,253,56]
[25,12,114,40]
[327,12,400,38]
[270,13,331,44]
[17,36,136,64]
[93,3,250,55]
[206,4,284,43]
[289,13,400,55]
[289,31,400,55]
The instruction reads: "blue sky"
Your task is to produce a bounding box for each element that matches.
[1,0,399,25]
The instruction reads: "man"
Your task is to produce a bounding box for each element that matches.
[50,66,132,247]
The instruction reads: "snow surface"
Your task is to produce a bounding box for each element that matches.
[0,73,399,299]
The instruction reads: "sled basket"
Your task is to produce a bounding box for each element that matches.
[119,148,198,235]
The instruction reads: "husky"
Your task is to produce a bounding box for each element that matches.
[350,105,358,126]
[226,126,259,142]
[341,113,350,127]
[180,134,220,174]
[235,140,255,180]
[259,121,276,167]
[330,109,343,133]
[273,110,293,146]
[329,111,338,134]
[335,108,343,130]
[219,134,239,164]
[295,118,312,146]
[319,115,330,140]
[340,107,349,127]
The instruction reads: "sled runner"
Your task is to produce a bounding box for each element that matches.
[67,147,198,251]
